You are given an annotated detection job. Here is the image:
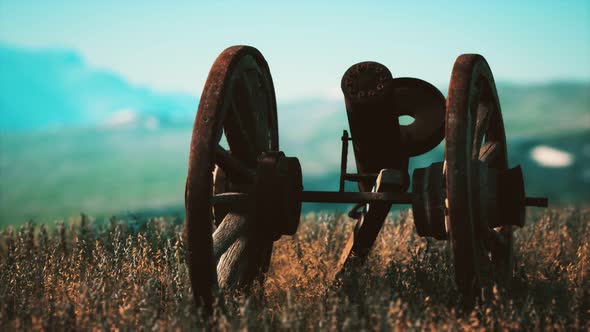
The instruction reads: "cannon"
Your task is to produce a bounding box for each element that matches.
[184,45,548,311]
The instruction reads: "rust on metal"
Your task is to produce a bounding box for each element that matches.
[185,45,279,312]
[186,45,548,314]
[444,53,524,305]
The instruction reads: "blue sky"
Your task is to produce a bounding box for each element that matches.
[1,0,589,99]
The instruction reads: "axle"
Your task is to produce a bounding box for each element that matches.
[211,190,547,207]
[299,191,413,204]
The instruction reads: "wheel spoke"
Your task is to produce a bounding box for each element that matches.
[475,161,490,234]
[238,70,259,116]
[238,69,271,151]
[259,241,274,274]
[213,213,248,261]
[222,73,259,165]
[211,192,249,222]
[487,228,512,286]
[478,141,500,164]
[472,105,492,159]
[217,236,250,288]
[215,145,255,184]
[211,192,249,206]
[223,111,256,164]
[487,229,507,251]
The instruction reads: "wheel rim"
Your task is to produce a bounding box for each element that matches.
[445,54,512,305]
[185,45,278,310]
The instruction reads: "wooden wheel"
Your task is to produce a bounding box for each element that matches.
[445,54,512,306]
[185,45,279,310]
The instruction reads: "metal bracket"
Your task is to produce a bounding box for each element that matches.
[338,129,381,191]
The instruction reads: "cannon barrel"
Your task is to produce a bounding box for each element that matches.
[341,62,408,192]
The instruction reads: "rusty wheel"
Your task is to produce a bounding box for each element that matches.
[185,45,279,311]
[445,54,512,306]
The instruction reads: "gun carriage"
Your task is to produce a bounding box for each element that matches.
[184,45,548,312]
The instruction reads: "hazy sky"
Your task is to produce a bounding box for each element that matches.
[1,0,589,99]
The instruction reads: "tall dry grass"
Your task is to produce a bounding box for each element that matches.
[0,208,588,330]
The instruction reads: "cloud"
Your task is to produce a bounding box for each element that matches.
[103,108,138,128]
[530,145,574,168]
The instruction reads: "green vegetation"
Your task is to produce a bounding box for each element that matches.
[0,128,190,224]
[0,82,588,225]
[1,208,588,330]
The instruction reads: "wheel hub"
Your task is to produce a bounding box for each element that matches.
[252,152,303,239]
[411,162,447,240]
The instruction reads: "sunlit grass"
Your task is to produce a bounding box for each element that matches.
[0,208,588,330]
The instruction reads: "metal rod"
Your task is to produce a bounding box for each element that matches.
[299,191,414,204]
[215,145,254,184]
[213,191,414,205]
[343,173,379,182]
[339,130,349,192]
[524,197,548,207]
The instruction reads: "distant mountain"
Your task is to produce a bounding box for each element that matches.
[496,82,590,137]
[0,44,196,130]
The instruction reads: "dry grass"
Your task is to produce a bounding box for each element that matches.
[0,208,588,330]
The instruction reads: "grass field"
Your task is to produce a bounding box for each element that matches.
[0,207,588,330]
